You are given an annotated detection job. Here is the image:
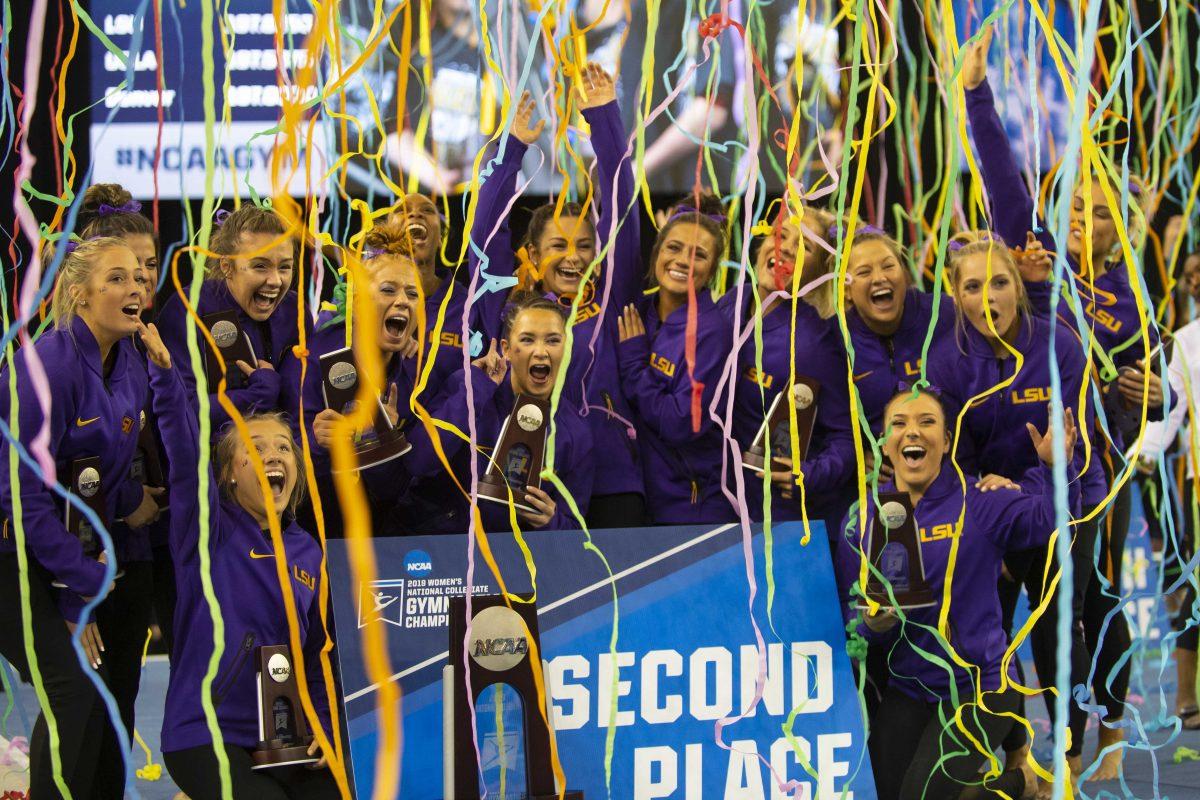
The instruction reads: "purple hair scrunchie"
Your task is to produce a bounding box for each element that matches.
[826,222,886,241]
[96,200,143,216]
[213,209,232,227]
[667,205,726,224]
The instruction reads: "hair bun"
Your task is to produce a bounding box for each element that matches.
[362,222,416,259]
[82,184,134,218]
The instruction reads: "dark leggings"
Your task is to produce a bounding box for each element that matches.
[151,542,177,657]
[1168,480,1199,652]
[869,684,1026,800]
[164,743,341,800]
[1082,480,1132,722]
[998,515,1098,757]
[0,554,108,799]
[585,492,647,529]
[93,560,154,799]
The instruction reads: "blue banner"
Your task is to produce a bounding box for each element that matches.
[327,521,876,799]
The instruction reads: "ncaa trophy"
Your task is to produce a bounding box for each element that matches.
[250,644,320,769]
[856,492,937,610]
[443,595,582,800]
[202,309,258,390]
[52,456,113,588]
[319,346,412,471]
[64,456,106,560]
[477,396,550,513]
[742,376,821,471]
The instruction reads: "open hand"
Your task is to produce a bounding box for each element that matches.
[576,62,617,110]
[1028,405,1077,466]
[962,25,993,91]
[511,91,545,146]
[617,304,646,343]
[975,473,1019,492]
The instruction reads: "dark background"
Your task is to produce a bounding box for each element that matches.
[4,0,1194,322]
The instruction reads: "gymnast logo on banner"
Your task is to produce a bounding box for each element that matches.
[357,578,406,629]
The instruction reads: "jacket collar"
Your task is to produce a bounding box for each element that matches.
[881,460,962,509]
[954,314,1037,360]
[848,286,928,341]
[68,315,129,384]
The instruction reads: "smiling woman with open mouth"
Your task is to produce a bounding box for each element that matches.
[961,25,1167,784]
[155,204,308,449]
[840,227,956,446]
[391,295,597,534]
[280,221,431,537]
[616,205,736,526]
[138,320,340,800]
[0,236,162,798]
[463,64,649,529]
[721,205,857,541]
[838,385,1079,800]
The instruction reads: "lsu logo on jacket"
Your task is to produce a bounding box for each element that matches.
[650,353,676,378]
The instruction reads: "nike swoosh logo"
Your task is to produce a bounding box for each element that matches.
[76,416,100,427]
[852,371,874,382]
[249,549,275,559]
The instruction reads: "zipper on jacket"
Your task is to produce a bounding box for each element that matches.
[211,632,256,707]
[602,391,639,461]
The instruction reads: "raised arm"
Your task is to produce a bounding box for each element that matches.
[143,322,222,564]
[579,64,642,309]
[962,27,1055,256]
[470,93,539,343]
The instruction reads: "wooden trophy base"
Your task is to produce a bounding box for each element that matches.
[476,474,537,513]
[742,450,794,472]
[741,448,767,471]
[251,741,320,770]
[331,432,413,473]
[856,585,938,611]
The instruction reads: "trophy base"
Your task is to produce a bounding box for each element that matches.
[741,450,797,472]
[476,476,537,514]
[856,586,938,611]
[331,434,413,473]
[250,743,320,770]
[741,449,767,471]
